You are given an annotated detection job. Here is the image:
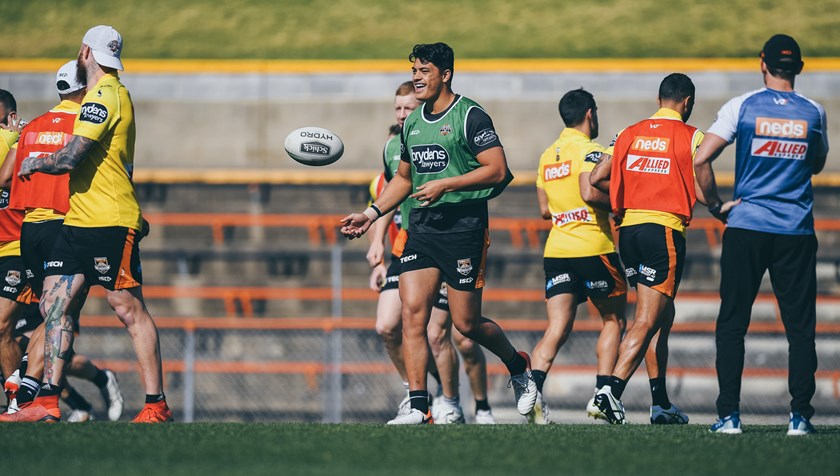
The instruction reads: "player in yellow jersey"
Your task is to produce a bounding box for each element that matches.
[527,89,626,423]
[13,26,170,423]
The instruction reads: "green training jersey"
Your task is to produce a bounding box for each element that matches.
[399,95,511,233]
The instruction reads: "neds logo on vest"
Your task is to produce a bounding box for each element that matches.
[410,144,449,174]
[632,136,670,153]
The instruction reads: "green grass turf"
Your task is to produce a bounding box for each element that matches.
[2,0,840,59]
[3,423,839,476]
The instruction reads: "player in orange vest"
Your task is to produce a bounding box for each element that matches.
[589,73,706,424]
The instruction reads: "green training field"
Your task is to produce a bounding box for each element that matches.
[2,0,840,59]
[5,423,839,475]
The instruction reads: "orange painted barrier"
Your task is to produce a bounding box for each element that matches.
[143,212,840,249]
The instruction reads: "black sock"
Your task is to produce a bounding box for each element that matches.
[145,394,166,404]
[503,351,527,375]
[596,375,610,390]
[409,390,429,414]
[93,369,109,388]
[17,376,40,405]
[39,382,63,397]
[607,376,627,399]
[63,385,93,411]
[429,369,442,388]
[649,377,670,408]
[531,370,547,393]
[475,399,491,412]
[18,354,29,377]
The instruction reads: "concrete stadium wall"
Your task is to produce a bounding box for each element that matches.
[3,70,839,172]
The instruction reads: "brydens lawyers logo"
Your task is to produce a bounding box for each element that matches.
[626,154,671,174]
[543,161,571,182]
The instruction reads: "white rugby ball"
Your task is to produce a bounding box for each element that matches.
[284,126,344,166]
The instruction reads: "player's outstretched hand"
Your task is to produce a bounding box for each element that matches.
[340,213,372,240]
[369,263,387,291]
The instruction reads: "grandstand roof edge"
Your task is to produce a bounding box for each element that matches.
[5,58,840,74]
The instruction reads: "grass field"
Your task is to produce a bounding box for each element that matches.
[2,0,840,59]
[4,423,839,475]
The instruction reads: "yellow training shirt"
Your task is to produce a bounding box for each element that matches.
[537,128,615,258]
[68,73,141,229]
[611,108,704,233]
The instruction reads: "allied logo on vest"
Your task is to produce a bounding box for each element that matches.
[410,144,449,174]
[626,154,671,174]
[551,207,591,226]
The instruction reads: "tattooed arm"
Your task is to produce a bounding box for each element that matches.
[18,135,96,179]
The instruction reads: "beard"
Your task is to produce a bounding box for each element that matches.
[75,54,88,86]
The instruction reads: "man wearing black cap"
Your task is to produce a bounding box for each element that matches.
[695,34,829,435]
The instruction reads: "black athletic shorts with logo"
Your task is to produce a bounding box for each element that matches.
[0,255,32,304]
[382,254,452,310]
[44,225,143,291]
[381,255,401,292]
[21,219,65,298]
[618,223,686,298]
[399,229,489,292]
[544,253,627,303]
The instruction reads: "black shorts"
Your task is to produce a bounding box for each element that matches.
[544,253,627,303]
[13,303,43,338]
[618,223,685,298]
[45,225,143,291]
[433,283,449,311]
[381,255,401,292]
[21,219,65,298]
[0,255,33,304]
[400,229,489,292]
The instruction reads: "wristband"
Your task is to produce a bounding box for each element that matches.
[370,204,384,218]
[708,202,723,216]
[362,207,379,222]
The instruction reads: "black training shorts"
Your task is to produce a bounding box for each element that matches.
[399,229,488,292]
[45,225,143,291]
[544,253,627,303]
[618,223,685,298]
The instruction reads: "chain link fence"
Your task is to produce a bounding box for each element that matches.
[66,313,840,423]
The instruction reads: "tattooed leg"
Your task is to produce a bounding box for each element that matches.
[40,274,85,387]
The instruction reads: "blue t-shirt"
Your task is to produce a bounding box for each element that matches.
[707,88,829,235]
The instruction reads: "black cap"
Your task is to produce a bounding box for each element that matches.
[760,34,803,72]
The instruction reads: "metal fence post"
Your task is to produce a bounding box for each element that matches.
[183,321,196,423]
[323,243,344,423]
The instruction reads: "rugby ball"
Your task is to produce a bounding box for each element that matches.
[284,126,344,166]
